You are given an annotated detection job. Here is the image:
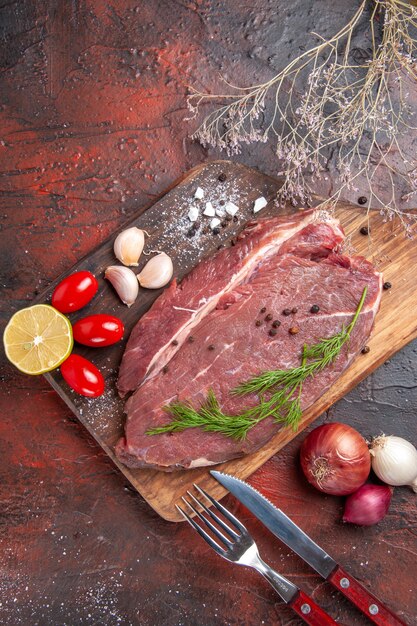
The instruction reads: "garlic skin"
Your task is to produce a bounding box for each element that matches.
[113,227,145,266]
[370,435,417,492]
[105,266,139,307]
[137,253,173,289]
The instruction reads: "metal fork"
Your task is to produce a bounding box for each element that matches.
[177,485,338,626]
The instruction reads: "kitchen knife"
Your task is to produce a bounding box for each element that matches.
[211,471,407,626]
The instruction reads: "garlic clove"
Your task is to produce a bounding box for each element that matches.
[105,265,139,307]
[113,227,145,266]
[137,252,173,289]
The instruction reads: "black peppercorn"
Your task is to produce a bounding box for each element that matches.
[221,220,227,228]
[383,281,392,290]
[283,308,291,316]
[291,307,298,314]
[218,173,227,182]
[212,227,221,235]
[219,199,225,206]
[269,329,277,337]
[360,226,369,235]
[358,196,367,205]
[272,320,281,328]
[361,346,370,354]
[162,365,169,373]
[255,320,262,327]
[233,215,238,222]
[186,227,196,238]
[310,304,320,313]
[171,339,179,346]
[208,344,215,351]
[188,336,195,343]
[265,313,273,321]
[260,307,266,314]
[217,244,224,250]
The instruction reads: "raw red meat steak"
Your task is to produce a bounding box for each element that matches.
[116,211,382,471]
[117,211,344,395]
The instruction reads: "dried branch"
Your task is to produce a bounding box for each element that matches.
[188,0,417,232]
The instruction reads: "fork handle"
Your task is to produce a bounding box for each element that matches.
[256,560,337,625]
[289,590,338,626]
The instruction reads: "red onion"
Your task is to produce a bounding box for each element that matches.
[300,423,370,495]
[343,484,392,526]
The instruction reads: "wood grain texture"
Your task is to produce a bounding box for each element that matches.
[34,160,417,522]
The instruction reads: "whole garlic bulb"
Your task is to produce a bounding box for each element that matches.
[137,253,173,289]
[370,435,417,492]
[105,266,139,307]
[113,227,145,266]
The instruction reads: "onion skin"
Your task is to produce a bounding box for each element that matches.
[300,423,371,495]
[370,435,417,492]
[343,484,392,526]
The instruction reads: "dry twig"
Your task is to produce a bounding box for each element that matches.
[189,0,417,231]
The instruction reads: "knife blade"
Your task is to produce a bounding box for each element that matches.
[211,471,407,626]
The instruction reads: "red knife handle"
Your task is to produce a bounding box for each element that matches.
[328,565,407,626]
[289,589,338,626]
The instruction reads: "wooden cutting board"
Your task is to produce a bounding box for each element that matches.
[36,160,417,522]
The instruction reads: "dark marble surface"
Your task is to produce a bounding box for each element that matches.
[0,2,416,624]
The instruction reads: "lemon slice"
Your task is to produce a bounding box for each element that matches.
[3,304,73,375]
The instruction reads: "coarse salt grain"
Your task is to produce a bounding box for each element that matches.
[203,202,215,217]
[225,201,239,216]
[194,187,204,200]
[187,206,199,222]
[253,196,267,213]
[215,208,226,218]
[210,217,221,230]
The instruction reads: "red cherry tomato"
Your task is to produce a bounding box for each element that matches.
[52,271,98,313]
[60,354,104,397]
[72,314,124,347]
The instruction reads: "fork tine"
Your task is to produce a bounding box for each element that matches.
[175,504,226,554]
[187,490,240,541]
[194,484,247,534]
[181,496,234,549]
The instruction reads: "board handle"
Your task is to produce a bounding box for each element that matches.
[328,565,407,626]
